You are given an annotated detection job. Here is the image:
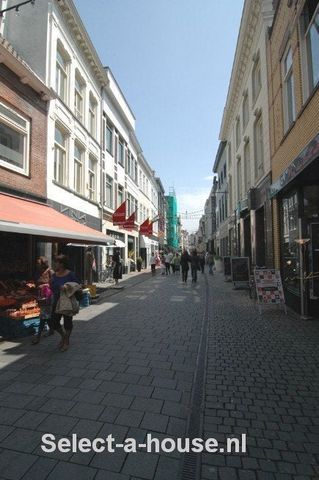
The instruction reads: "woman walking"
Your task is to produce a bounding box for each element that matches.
[180,249,190,283]
[190,249,200,283]
[51,255,80,352]
[112,249,123,286]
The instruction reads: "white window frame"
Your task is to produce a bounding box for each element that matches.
[0,102,30,176]
[237,157,242,201]
[252,53,262,102]
[300,2,319,101]
[74,70,85,123]
[74,141,84,195]
[54,124,68,186]
[89,93,97,138]
[88,155,97,201]
[104,174,113,208]
[282,45,296,132]
[254,114,264,180]
[105,119,113,154]
[56,43,69,104]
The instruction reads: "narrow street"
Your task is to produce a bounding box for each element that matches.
[0,268,318,479]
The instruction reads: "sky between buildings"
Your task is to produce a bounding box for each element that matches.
[74,0,244,233]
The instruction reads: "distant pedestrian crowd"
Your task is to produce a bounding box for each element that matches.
[150,249,215,284]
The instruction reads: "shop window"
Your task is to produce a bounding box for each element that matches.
[282,46,296,131]
[252,53,262,102]
[300,0,319,99]
[74,70,85,123]
[104,174,113,208]
[89,93,97,138]
[56,43,69,103]
[0,102,30,175]
[74,142,84,194]
[88,155,97,201]
[54,125,68,186]
[282,192,300,295]
[254,114,264,179]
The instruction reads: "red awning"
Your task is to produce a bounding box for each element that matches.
[0,193,114,245]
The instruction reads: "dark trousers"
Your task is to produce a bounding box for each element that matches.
[182,268,189,282]
[37,316,53,337]
[165,262,171,275]
[191,266,198,283]
[151,264,156,275]
[52,312,73,332]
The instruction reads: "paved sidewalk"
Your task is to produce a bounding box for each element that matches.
[0,270,205,480]
[201,270,319,480]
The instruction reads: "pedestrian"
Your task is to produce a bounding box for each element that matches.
[31,256,54,345]
[180,249,191,283]
[206,251,215,275]
[165,251,173,275]
[200,252,206,274]
[51,254,80,352]
[84,247,96,285]
[190,249,200,283]
[150,252,156,275]
[160,253,166,275]
[172,252,181,275]
[112,249,123,286]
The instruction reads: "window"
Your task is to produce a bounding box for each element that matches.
[282,46,296,131]
[74,71,85,122]
[105,174,113,208]
[56,44,69,103]
[88,155,97,201]
[117,185,124,208]
[54,125,67,185]
[105,120,113,154]
[89,94,97,138]
[235,117,241,150]
[282,192,299,295]
[118,137,124,166]
[301,1,319,97]
[74,142,84,194]
[0,102,30,175]
[252,54,261,101]
[242,92,249,129]
[243,140,251,192]
[254,114,264,179]
[237,157,242,201]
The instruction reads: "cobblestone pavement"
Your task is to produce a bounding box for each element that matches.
[202,269,319,480]
[0,268,318,480]
[0,270,205,480]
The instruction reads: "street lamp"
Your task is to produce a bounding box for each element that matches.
[295,237,311,320]
[0,0,35,16]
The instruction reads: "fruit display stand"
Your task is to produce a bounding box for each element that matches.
[0,281,41,339]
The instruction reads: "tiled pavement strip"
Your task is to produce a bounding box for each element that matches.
[0,266,317,479]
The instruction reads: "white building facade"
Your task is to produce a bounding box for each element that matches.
[215,0,275,266]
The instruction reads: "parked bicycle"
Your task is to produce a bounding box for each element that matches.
[98,266,113,283]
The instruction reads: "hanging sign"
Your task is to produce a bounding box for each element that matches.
[140,218,150,235]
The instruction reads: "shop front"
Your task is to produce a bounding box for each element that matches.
[0,193,113,337]
[270,134,319,317]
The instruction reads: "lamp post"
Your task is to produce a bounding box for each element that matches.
[0,0,35,16]
[295,237,311,320]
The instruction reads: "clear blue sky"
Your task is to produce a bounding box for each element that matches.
[74,0,244,232]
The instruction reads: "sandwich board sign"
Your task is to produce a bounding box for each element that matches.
[231,257,250,288]
[254,268,287,314]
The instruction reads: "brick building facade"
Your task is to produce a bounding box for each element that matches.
[268,0,319,316]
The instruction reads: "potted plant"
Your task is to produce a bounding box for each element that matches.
[136,257,143,272]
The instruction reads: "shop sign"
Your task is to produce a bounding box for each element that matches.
[270,133,319,197]
[254,269,286,311]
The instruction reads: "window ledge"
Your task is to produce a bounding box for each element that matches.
[52,180,99,206]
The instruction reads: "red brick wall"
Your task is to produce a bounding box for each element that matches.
[0,64,48,200]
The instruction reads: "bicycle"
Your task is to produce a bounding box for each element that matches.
[98,266,113,283]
